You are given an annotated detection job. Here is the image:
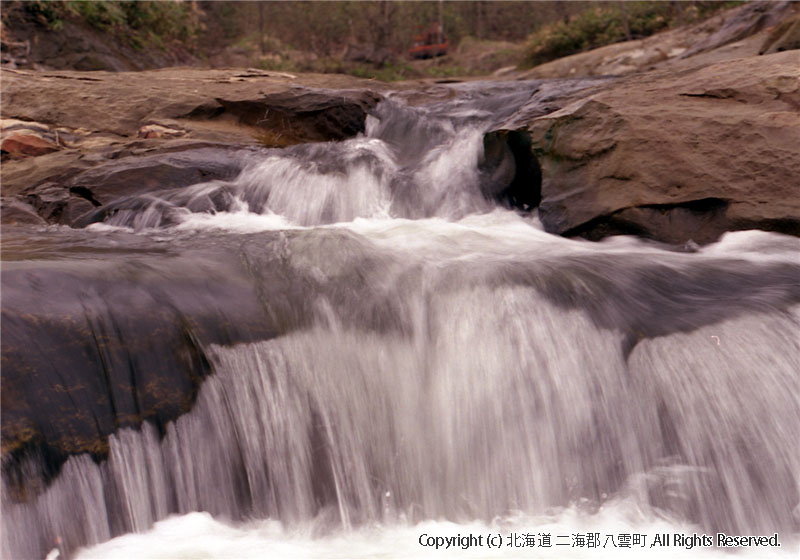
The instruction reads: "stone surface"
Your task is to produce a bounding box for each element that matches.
[678,1,792,59]
[1,68,391,224]
[137,123,186,139]
[518,1,798,80]
[209,87,381,144]
[0,198,46,226]
[0,132,60,159]
[22,144,254,226]
[760,15,800,55]
[0,232,288,474]
[526,51,800,244]
[0,67,388,139]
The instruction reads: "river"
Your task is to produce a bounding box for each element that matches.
[2,80,798,559]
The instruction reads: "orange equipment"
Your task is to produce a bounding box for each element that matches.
[409,23,448,59]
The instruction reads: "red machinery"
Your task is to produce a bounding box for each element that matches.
[409,23,448,59]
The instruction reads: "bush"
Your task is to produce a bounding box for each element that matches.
[520,1,738,69]
[23,1,202,45]
[64,1,126,30]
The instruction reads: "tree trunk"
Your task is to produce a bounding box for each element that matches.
[379,0,390,50]
[475,1,484,40]
[438,0,444,43]
[671,1,684,27]
[258,3,265,55]
[619,1,632,41]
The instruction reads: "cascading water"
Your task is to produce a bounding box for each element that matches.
[2,81,799,559]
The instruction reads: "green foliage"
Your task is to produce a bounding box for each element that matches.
[16,1,747,78]
[22,1,66,30]
[23,1,202,46]
[120,1,199,41]
[521,1,739,69]
[64,1,126,30]
[423,64,469,79]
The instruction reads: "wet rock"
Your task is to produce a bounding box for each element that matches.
[0,198,46,226]
[18,144,254,226]
[2,70,386,225]
[527,52,800,244]
[0,236,288,485]
[0,228,408,493]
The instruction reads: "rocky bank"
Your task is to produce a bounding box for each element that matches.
[527,51,800,244]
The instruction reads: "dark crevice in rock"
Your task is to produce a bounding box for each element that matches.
[562,198,731,244]
[679,90,750,102]
[182,102,226,120]
[68,186,102,207]
[560,198,800,245]
[562,214,652,242]
[506,130,543,210]
[44,74,105,82]
[638,197,729,213]
[731,217,800,238]
[480,130,542,211]
[181,90,382,146]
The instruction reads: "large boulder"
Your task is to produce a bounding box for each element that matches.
[527,51,800,244]
[14,143,253,226]
[206,88,381,145]
[1,69,386,225]
[0,68,385,140]
[0,232,292,486]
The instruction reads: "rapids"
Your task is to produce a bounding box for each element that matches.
[2,80,798,559]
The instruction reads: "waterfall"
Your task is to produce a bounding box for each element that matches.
[2,80,799,559]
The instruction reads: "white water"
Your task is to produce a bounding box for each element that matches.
[7,222,796,559]
[4,84,800,560]
[77,507,795,559]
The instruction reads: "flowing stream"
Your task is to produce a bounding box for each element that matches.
[2,81,799,559]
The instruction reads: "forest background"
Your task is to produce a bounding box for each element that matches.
[1,1,740,80]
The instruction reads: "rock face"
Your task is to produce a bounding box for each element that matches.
[209,88,381,144]
[37,145,253,226]
[679,1,793,59]
[0,133,60,159]
[0,226,416,493]
[527,51,800,244]
[0,68,385,140]
[760,15,800,55]
[0,6,198,71]
[0,68,386,225]
[518,2,798,80]
[0,231,296,484]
